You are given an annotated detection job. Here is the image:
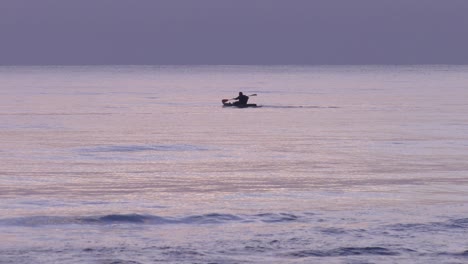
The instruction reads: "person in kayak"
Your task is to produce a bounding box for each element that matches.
[233,92,249,106]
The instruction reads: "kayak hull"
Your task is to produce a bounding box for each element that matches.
[223,102,259,108]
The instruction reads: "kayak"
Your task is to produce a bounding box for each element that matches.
[222,102,259,108]
[221,97,260,108]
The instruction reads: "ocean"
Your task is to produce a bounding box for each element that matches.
[0,65,467,263]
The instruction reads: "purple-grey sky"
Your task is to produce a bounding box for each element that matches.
[1,0,467,65]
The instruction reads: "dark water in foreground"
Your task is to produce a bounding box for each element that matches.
[1,65,468,263]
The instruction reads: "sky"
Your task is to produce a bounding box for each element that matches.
[1,0,467,65]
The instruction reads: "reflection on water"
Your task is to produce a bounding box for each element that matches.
[1,65,468,263]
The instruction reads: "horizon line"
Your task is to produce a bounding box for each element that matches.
[1,64,468,67]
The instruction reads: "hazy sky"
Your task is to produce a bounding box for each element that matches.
[1,0,467,65]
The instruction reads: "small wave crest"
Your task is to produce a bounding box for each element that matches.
[88,214,169,224]
[387,218,468,232]
[254,213,299,223]
[287,247,400,257]
[438,250,468,258]
[0,213,301,226]
[77,144,210,153]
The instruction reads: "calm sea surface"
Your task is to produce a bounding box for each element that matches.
[1,65,467,263]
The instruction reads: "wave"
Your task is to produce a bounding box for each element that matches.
[77,144,210,153]
[438,250,468,258]
[287,247,468,259]
[0,213,301,226]
[387,218,468,232]
[3,214,468,231]
[286,247,401,257]
[254,213,299,222]
[261,105,339,109]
